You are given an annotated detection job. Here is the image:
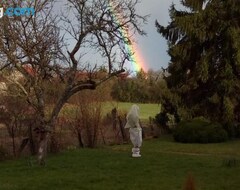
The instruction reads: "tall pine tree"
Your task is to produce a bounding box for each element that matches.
[156,0,240,124]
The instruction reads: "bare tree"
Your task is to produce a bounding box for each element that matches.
[0,0,147,165]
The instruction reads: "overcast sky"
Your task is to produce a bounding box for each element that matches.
[134,0,182,71]
[54,0,182,72]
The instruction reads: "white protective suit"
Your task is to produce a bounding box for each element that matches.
[125,105,142,157]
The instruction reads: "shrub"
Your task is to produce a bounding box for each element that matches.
[155,112,169,126]
[223,122,240,138]
[235,124,240,138]
[0,146,8,161]
[154,112,172,133]
[173,118,228,143]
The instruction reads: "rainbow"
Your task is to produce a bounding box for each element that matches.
[108,0,146,73]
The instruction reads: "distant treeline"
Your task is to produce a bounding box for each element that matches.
[111,69,167,103]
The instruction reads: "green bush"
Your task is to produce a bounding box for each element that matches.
[154,112,172,133]
[155,112,169,126]
[223,123,240,138]
[173,118,228,143]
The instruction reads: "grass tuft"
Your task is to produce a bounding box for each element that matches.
[222,158,239,168]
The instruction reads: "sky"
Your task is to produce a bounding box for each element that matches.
[53,0,183,73]
[0,0,182,73]
[131,0,182,72]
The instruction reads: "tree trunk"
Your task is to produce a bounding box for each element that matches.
[118,116,126,142]
[11,124,16,157]
[112,108,117,130]
[37,130,49,166]
[99,126,106,145]
[77,129,84,148]
[28,124,36,155]
[111,108,119,143]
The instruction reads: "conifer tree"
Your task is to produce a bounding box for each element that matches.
[156,0,240,124]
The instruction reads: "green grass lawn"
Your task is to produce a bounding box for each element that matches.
[0,136,240,190]
[60,102,160,121]
[102,101,160,120]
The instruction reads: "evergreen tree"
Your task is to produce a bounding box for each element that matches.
[156,0,240,124]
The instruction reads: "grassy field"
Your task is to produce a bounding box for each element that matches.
[60,102,160,121]
[0,136,240,190]
[102,102,160,120]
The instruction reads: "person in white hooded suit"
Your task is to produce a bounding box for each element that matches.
[125,105,142,157]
